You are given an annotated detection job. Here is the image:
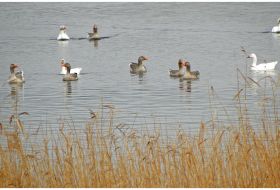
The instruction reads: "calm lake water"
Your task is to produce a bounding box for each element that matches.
[0,3,280,138]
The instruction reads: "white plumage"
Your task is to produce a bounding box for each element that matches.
[248,53,278,71]
[57,25,70,41]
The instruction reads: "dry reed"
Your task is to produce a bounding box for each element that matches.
[0,70,279,188]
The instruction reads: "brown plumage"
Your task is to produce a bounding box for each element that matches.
[169,59,186,77]
[183,61,200,80]
[62,63,78,81]
[8,64,25,84]
[88,24,100,40]
[129,56,148,74]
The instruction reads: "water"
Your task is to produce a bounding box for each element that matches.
[0,3,280,138]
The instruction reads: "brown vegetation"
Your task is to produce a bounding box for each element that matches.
[0,70,279,187]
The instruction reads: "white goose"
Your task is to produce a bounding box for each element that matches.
[57,25,70,41]
[272,18,280,33]
[247,53,278,71]
[60,59,82,75]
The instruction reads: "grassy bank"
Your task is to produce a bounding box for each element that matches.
[1,111,279,187]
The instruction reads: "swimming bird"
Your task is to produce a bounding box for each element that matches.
[88,24,100,40]
[62,63,78,81]
[57,25,70,41]
[8,64,25,84]
[129,56,149,74]
[169,59,186,77]
[272,18,280,33]
[183,61,200,80]
[60,59,82,75]
[247,53,278,71]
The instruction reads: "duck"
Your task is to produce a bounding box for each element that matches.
[88,24,100,40]
[183,61,200,80]
[129,56,149,74]
[247,53,278,71]
[169,59,186,77]
[57,25,70,41]
[272,18,280,33]
[60,59,82,75]
[62,63,78,81]
[8,64,25,84]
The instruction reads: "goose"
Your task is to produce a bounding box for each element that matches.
[272,18,280,33]
[129,56,148,74]
[8,64,25,84]
[88,24,100,40]
[60,59,82,75]
[247,53,278,71]
[169,59,186,77]
[62,63,78,81]
[183,61,200,80]
[57,25,70,41]
[186,61,200,76]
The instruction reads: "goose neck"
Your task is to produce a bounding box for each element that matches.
[138,60,143,66]
[66,67,71,74]
[251,56,257,67]
[10,67,15,74]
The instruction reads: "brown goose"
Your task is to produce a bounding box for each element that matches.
[129,56,148,74]
[62,63,78,81]
[60,59,82,75]
[169,59,186,77]
[183,61,200,80]
[8,64,25,84]
[88,24,99,40]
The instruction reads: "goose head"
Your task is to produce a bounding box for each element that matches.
[62,63,71,73]
[10,64,18,73]
[93,24,98,33]
[185,61,191,71]
[60,25,66,31]
[247,53,257,59]
[178,59,185,69]
[60,59,65,67]
[138,56,148,65]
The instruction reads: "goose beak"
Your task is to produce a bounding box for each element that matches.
[143,56,148,60]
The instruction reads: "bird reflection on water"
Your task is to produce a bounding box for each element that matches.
[179,79,192,93]
[89,39,99,48]
[64,81,72,96]
[9,83,24,116]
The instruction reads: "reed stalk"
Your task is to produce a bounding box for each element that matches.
[0,69,279,187]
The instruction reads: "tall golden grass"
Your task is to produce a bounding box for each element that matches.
[0,69,279,187]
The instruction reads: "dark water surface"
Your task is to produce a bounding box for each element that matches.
[0,3,280,138]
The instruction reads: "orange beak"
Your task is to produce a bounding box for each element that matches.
[143,56,148,60]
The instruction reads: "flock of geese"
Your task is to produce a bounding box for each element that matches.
[7,18,280,84]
